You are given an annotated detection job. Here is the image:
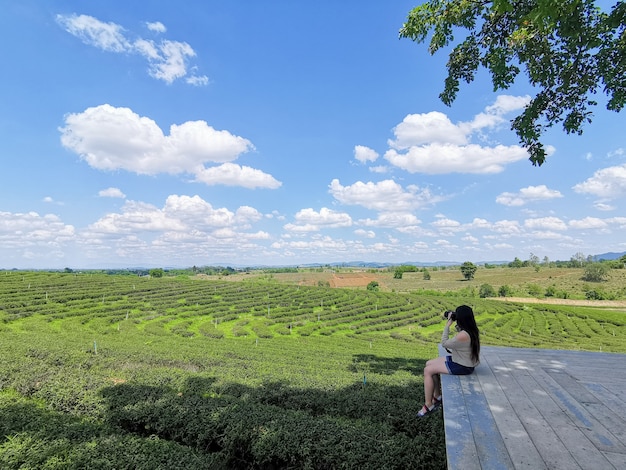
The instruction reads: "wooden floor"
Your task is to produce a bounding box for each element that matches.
[440,346,626,470]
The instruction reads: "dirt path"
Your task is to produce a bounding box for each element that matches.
[491,296,626,308]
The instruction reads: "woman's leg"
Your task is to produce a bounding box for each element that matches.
[433,373,441,401]
[423,356,448,407]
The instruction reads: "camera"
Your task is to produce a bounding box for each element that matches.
[443,310,456,321]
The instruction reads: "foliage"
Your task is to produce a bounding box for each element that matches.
[366,280,380,291]
[498,284,512,297]
[479,283,496,298]
[0,272,625,468]
[423,269,431,280]
[150,268,165,278]
[460,261,477,280]
[582,262,610,282]
[400,0,626,166]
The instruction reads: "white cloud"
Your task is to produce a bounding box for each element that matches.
[385,143,528,174]
[572,164,626,199]
[99,187,126,198]
[60,105,280,189]
[524,217,567,231]
[389,112,467,149]
[496,185,563,206]
[594,202,615,211]
[354,229,375,238]
[284,207,352,232]
[146,21,166,33]
[384,95,531,174]
[329,178,441,211]
[369,165,389,173]
[0,211,76,263]
[359,212,421,228]
[56,14,129,52]
[484,95,531,115]
[194,163,281,189]
[568,217,608,230]
[56,14,207,85]
[354,145,379,163]
[86,195,267,238]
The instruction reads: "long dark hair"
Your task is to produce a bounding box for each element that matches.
[455,305,480,363]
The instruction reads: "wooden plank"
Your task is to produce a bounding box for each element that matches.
[482,352,574,470]
[440,346,626,470]
[531,362,626,455]
[440,374,481,470]
[502,359,609,470]
[459,371,514,469]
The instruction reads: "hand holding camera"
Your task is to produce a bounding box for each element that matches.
[443,310,456,322]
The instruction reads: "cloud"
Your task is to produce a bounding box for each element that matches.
[568,217,608,230]
[284,207,352,232]
[388,112,467,149]
[146,21,166,33]
[354,229,376,238]
[193,163,281,189]
[99,187,126,198]
[524,217,568,231]
[329,178,441,211]
[56,14,129,52]
[384,95,531,174]
[0,211,75,251]
[359,212,421,228]
[60,104,279,189]
[496,185,563,206]
[572,164,626,199]
[385,143,528,174]
[354,145,379,163]
[87,195,264,236]
[56,13,207,85]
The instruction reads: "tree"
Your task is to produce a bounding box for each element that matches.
[582,262,609,282]
[571,252,586,267]
[460,261,477,280]
[366,280,380,291]
[149,268,164,278]
[400,1,626,166]
[479,283,496,298]
[498,284,512,297]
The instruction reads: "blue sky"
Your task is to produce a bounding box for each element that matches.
[1,1,624,269]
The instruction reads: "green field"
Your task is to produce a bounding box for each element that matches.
[1,271,625,469]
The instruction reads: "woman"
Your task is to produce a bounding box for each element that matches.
[417,304,480,417]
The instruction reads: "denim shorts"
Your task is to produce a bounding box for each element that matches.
[445,355,475,375]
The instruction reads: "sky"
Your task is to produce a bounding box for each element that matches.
[1,1,625,270]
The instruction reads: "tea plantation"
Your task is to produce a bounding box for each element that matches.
[1,272,624,469]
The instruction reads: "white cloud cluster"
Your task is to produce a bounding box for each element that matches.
[56,13,208,85]
[328,179,439,212]
[60,104,281,189]
[496,185,563,207]
[572,163,626,199]
[284,208,353,232]
[379,95,532,174]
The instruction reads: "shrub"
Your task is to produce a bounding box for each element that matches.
[479,284,496,298]
[582,263,609,282]
[498,285,512,297]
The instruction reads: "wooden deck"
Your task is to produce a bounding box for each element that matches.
[440,345,626,470]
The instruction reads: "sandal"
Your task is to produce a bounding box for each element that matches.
[433,396,442,408]
[417,404,435,417]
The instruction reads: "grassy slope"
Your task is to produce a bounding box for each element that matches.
[0,271,625,469]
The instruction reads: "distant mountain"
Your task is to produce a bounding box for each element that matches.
[593,251,626,261]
